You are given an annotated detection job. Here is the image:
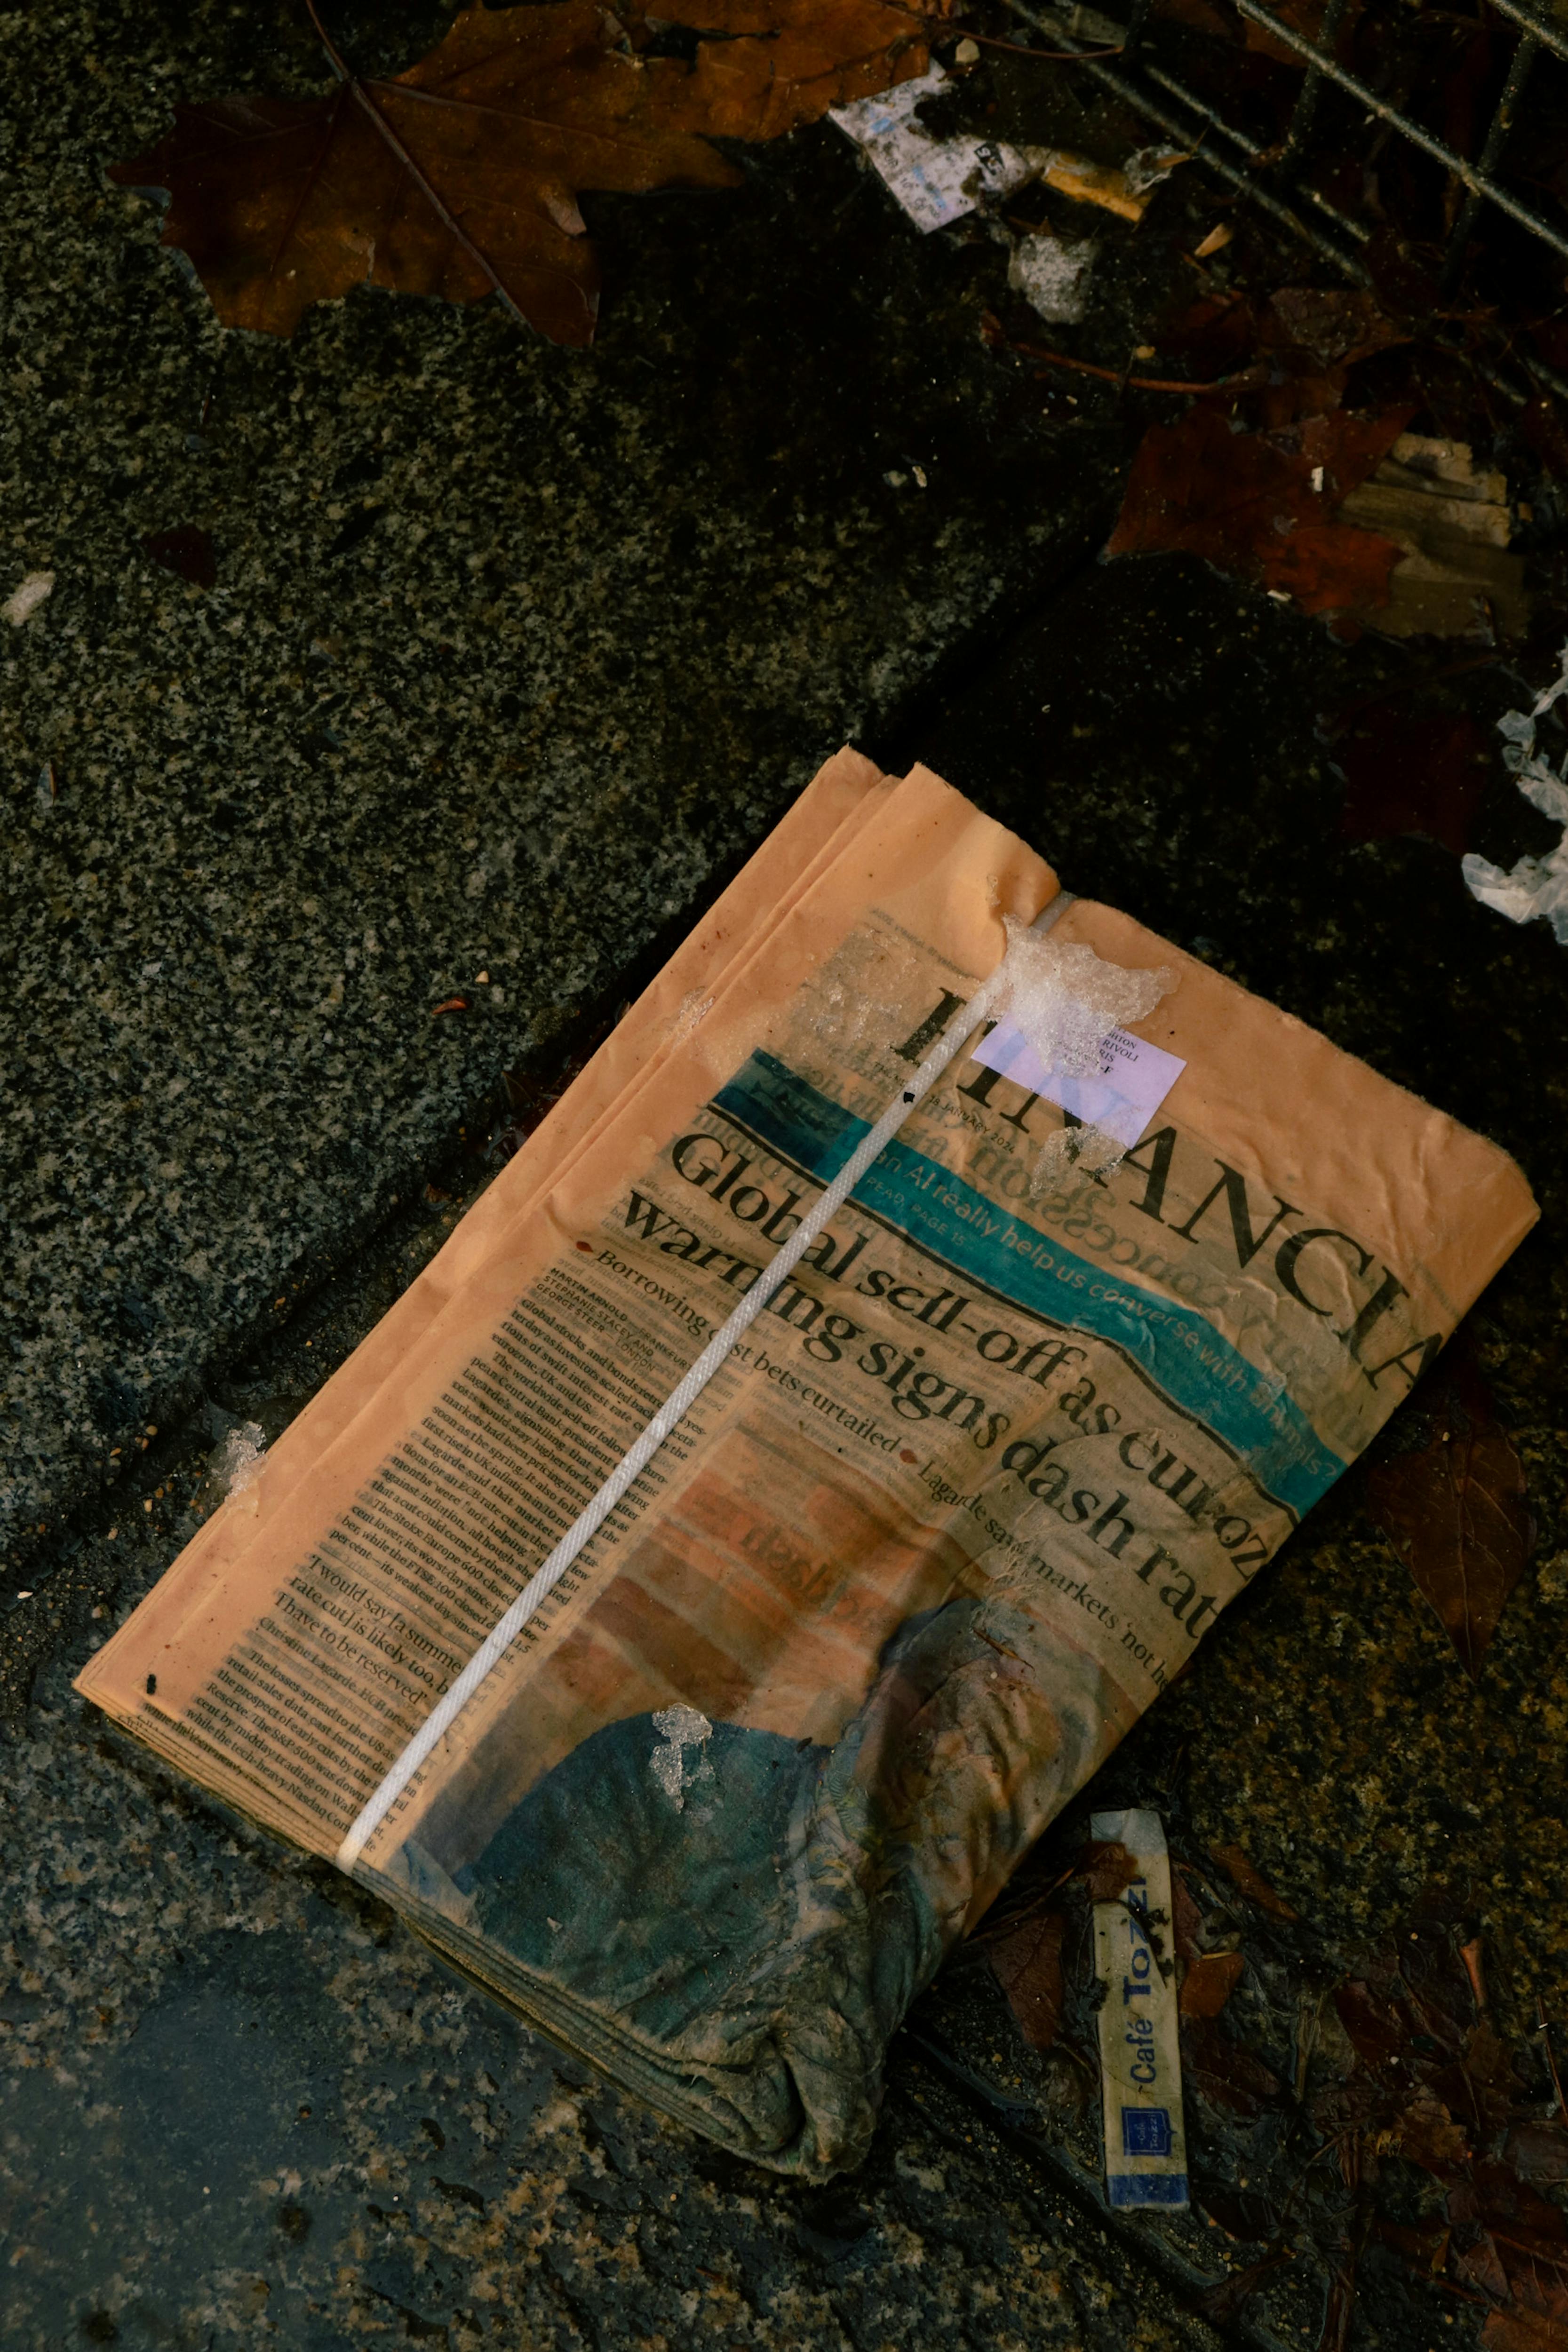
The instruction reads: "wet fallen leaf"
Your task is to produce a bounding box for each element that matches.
[1463,2156,1568,2270]
[1486,2277,1568,2351]
[1181,1950,1245,2018]
[1375,2216,1452,2276]
[1106,403,1411,616]
[1265,287,1406,373]
[142,524,217,589]
[1183,2013,1284,2116]
[1155,290,1258,381]
[1434,2021,1525,2140]
[1335,1978,1412,2074]
[1390,2085,1470,2172]
[1463,2228,1515,2303]
[1170,1866,1205,1960]
[1337,707,1493,855]
[1210,1841,1301,1922]
[1364,1334,1534,1678]
[1507,2123,1568,2185]
[111,0,937,347]
[1078,1837,1138,1902]
[988,1907,1066,2051]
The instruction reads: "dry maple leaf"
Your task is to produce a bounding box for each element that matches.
[110,0,937,347]
[1107,402,1411,616]
[1364,1334,1533,1678]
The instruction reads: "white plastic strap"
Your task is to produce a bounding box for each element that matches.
[335,907,1072,1869]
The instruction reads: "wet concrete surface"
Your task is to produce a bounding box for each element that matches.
[9,543,1568,2350]
[2,0,1147,1575]
[6,1,1568,2347]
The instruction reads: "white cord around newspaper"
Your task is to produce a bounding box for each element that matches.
[337,904,1076,1869]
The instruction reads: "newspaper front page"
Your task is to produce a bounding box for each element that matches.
[79,756,1537,2175]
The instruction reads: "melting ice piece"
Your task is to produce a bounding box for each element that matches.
[977,918,1182,1147]
[650,1704,713,1812]
[216,1419,267,1500]
[1008,231,1097,326]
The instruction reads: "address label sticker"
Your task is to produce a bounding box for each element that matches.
[972,1018,1186,1148]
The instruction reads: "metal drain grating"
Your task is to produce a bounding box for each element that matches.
[1003,0,1568,402]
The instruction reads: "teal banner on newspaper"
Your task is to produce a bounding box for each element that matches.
[715,1052,1345,1519]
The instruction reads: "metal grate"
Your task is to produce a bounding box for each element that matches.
[1003,0,1568,404]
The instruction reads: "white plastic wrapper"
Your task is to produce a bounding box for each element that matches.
[1463,644,1568,944]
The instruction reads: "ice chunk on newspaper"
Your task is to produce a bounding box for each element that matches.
[79,753,1536,2181]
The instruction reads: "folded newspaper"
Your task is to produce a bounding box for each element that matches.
[78,752,1536,2177]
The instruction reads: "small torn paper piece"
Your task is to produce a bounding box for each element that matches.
[1337,432,1529,641]
[2,570,55,627]
[831,71,1186,235]
[829,69,1034,233]
[974,1017,1184,1147]
[1463,641,1568,944]
[1032,148,1183,224]
[1092,1807,1189,2210]
[651,1703,713,1813]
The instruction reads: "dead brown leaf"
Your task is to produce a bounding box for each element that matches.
[1106,403,1411,617]
[1485,2310,1568,2352]
[1265,287,1407,373]
[1210,1841,1302,1921]
[988,1908,1066,2051]
[1364,1334,1533,1679]
[1389,2085,1471,2172]
[1181,1950,1245,2018]
[1170,1866,1204,1961]
[1335,1977,1412,2075]
[111,0,936,347]
[1078,1837,1139,1903]
[1507,2124,1568,2185]
[1183,2013,1285,2116]
[1375,2216,1452,2276]
[1486,2267,1568,2352]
